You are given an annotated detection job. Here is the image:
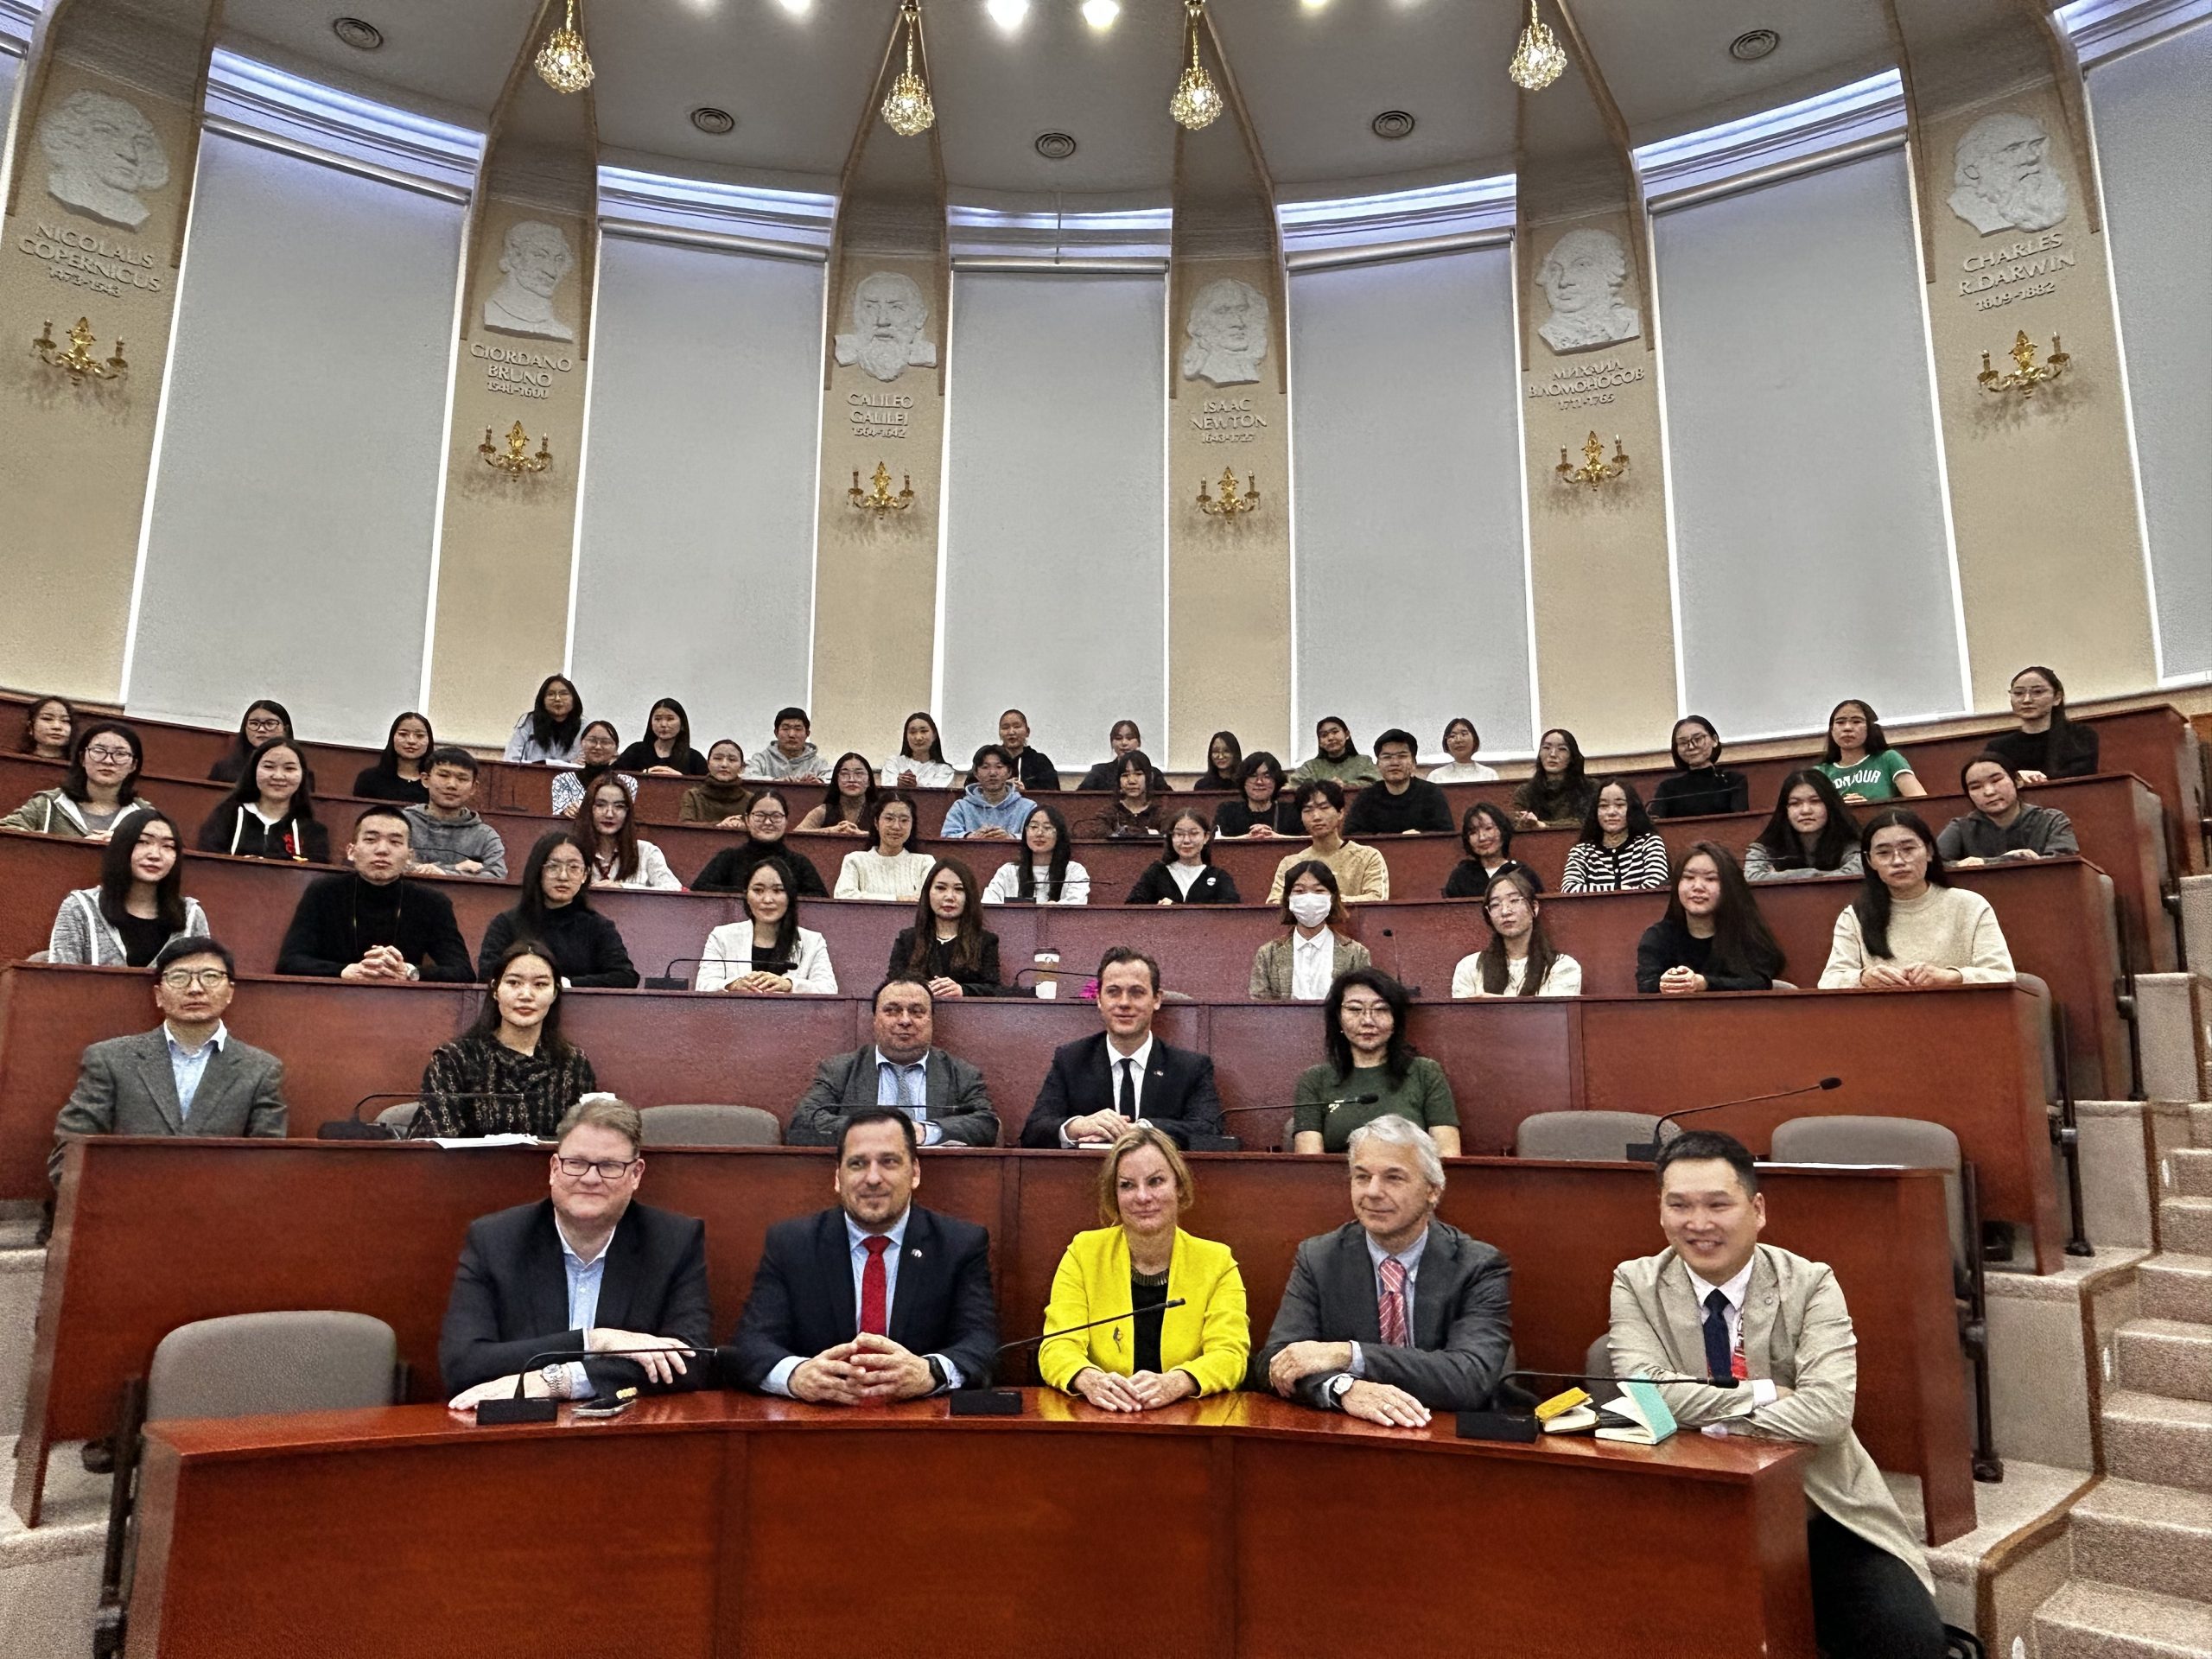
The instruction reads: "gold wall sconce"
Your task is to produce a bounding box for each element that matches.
[1197,467,1259,518]
[480,422,552,476]
[33,317,127,385]
[1557,430,1629,491]
[849,461,915,516]
[1979,331,2069,397]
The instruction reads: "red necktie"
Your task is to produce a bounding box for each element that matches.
[1378,1257,1408,1347]
[860,1235,891,1337]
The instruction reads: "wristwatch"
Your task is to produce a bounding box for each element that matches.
[925,1355,949,1395]
[1325,1373,1355,1409]
[540,1363,571,1401]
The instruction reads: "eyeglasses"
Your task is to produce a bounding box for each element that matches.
[83,746,134,764]
[160,969,231,989]
[542,860,588,877]
[1340,1001,1392,1023]
[750,810,787,824]
[245,718,285,732]
[555,1155,636,1180]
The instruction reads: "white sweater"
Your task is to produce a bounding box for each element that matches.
[695,923,837,995]
[1427,761,1500,783]
[982,861,1091,905]
[880,757,956,789]
[835,848,937,900]
[1451,950,1582,998]
[1818,885,2014,988]
[594,841,680,891]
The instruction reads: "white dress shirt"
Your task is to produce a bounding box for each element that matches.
[1063,1033,1154,1147]
[1290,929,1337,1001]
[1687,1256,1780,1415]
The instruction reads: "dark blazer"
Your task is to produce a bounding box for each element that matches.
[50,1027,287,1185]
[886,927,1014,997]
[724,1204,998,1390]
[787,1046,1000,1147]
[1123,862,1240,905]
[1020,1032,1225,1149]
[1251,1219,1512,1411]
[437,1197,711,1396]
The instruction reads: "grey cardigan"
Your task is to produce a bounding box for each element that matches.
[47,887,210,966]
[1936,804,2078,862]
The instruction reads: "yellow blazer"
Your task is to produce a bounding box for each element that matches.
[1039,1226,1250,1397]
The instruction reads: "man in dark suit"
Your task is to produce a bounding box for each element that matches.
[725,1109,997,1401]
[439,1096,711,1409]
[1253,1115,1511,1426]
[1020,947,1225,1150]
[49,938,287,1186]
[786,976,999,1147]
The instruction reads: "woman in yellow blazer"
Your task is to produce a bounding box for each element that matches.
[1039,1125,1250,1411]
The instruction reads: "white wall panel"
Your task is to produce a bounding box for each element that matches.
[1656,149,1962,738]
[132,132,461,746]
[1289,247,1533,760]
[573,232,823,752]
[941,270,1166,766]
[2090,20,2212,680]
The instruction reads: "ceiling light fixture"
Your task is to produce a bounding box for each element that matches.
[1508,0,1567,92]
[775,0,813,13]
[331,17,384,51]
[1169,0,1223,130]
[881,0,937,137]
[1080,0,1120,28]
[535,0,594,94]
[986,0,1030,31]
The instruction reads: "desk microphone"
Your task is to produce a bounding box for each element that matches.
[646,957,797,990]
[950,1302,1187,1418]
[1219,1094,1378,1117]
[1459,1368,1739,1442]
[1377,928,1421,997]
[474,1345,715,1425]
[1625,1077,1842,1162]
[995,1301,1188,1354]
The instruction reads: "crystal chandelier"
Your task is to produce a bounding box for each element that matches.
[535,0,594,94]
[1509,0,1567,92]
[881,0,936,137]
[1170,0,1223,130]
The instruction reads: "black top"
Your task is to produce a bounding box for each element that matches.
[351,766,430,805]
[887,927,1014,997]
[1010,748,1063,793]
[477,901,639,988]
[1343,778,1454,836]
[1441,857,1543,900]
[691,839,829,898]
[1124,862,1241,905]
[274,872,474,981]
[1634,914,1779,993]
[207,753,248,785]
[196,805,330,864]
[1192,772,1238,793]
[1649,767,1750,820]
[115,912,172,968]
[614,741,709,776]
[1212,798,1301,838]
[1131,1269,1170,1376]
[1986,724,2100,779]
[1077,761,1173,794]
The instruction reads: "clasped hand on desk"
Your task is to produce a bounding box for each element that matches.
[791,1332,936,1405]
[443,1327,695,1410]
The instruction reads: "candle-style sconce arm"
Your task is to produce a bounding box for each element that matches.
[32,317,127,385]
[1197,467,1259,518]
[849,461,916,515]
[480,422,553,476]
[1557,430,1629,491]
[1978,331,2069,398]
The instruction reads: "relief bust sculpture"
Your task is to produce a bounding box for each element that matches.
[1948,111,2068,236]
[39,89,169,232]
[1535,228,1641,355]
[834,270,939,384]
[483,219,577,342]
[1180,278,1268,387]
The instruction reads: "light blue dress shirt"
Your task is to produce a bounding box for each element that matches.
[555,1217,612,1398]
[164,1021,227,1123]
[760,1207,963,1396]
[1344,1224,1431,1382]
[875,1052,942,1146]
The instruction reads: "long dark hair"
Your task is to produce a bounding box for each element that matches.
[63,721,144,807]
[518,830,595,932]
[1529,728,1588,816]
[212,738,319,824]
[906,856,988,976]
[1576,777,1652,848]
[1198,731,1243,790]
[1159,806,1214,866]
[644,697,699,769]
[99,807,187,933]
[1821,698,1890,765]
[896,711,947,766]
[2012,664,2088,775]
[741,855,803,971]
[1752,768,1858,872]
[20,696,73,756]
[1016,803,1076,900]
[217,700,293,775]
[468,938,575,1058]
[1474,867,1560,996]
[817,751,880,829]
[529,675,583,753]
[1850,809,1948,960]
[1665,842,1783,980]
[371,711,433,779]
[1322,967,1416,1085]
[583,777,641,882]
[1459,801,1516,864]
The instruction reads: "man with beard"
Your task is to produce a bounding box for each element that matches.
[1948,111,2069,235]
[834,270,938,383]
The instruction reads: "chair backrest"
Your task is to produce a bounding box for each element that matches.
[639,1104,782,1147]
[1770,1114,1966,1280]
[2013,970,2060,1103]
[1584,1333,1613,1394]
[374,1103,420,1135]
[1514,1111,1662,1161]
[146,1311,399,1422]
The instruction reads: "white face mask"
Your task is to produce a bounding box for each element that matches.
[1287,892,1332,928]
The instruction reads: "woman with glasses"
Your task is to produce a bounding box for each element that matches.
[1290,969,1459,1154]
[3,722,146,841]
[419,939,599,1137]
[47,807,211,966]
[209,700,294,784]
[1986,664,2098,783]
[690,789,829,897]
[1451,868,1580,997]
[476,831,639,988]
[1820,810,2015,988]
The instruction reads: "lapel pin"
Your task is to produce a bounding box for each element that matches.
[910,1249,923,1260]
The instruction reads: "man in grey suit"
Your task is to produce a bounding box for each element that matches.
[1253,1116,1511,1427]
[786,976,999,1148]
[49,938,287,1185]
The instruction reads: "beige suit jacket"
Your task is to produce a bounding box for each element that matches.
[1608,1243,1933,1591]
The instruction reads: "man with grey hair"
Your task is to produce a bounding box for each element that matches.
[483,219,577,340]
[39,87,169,232]
[1251,1116,1511,1425]
[834,270,938,383]
[1948,109,2068,235]
[1180,276,1268,386]
[1535,226,1641,353]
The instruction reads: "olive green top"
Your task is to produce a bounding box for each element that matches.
[1292,1057,1458,1152]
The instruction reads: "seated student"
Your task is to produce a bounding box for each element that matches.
[419,942,598,1137]
[352,712,434,804]
[788,976,1000,1148]
[1510,728,1598,830]
[403,747,507,879]
[881,711,955,791]
[1290,715,1380,788]
[579,778,679,890]
[1126,808,1239,905]
[1213,751,1300,838]
[1427,716,1498,783]
[888,859,1014,998]
[1023,948,1226,1149]
[49,938,285,1186]
[48,807,210,967]
[743,705,827,784]
[723,1109,999,1401]
[208,700,293,784]
[274,805,474,982]
[690,791,829,897]
[1076,720,1171,793]
[1611,1131,1945,1659]
[438,1095,710,1410]
[1937,753,2079,865]
[1989,664,2098,783]
[1744,769,1863,883]
[1344,728,1453,836]
[997,708,1062,794]
[1192,730,1243,792]
[696,857,838,995]
[939,745,1035,841]
[1649,715,1749,820]
[20,694,74,760]
[797,752,880,835]
[678,741,753,827]
[505,675,585,766]
[1636,842,1783,994]
[478,832,639,988]
[1819,698,1925,804]
[1560,779,1669,892]
[196,739,329,863]
[1254,1117,1511,1422]
[1820,810,2015,988]
[3,721,145,841]
[1441,802,1542,899]
[983,803,1090,904]
[1251,861,1371,1001]
[835,795,936,901]
[1088,750,1167,839]
[1451,868,1580,998]
[550,721,637,818]
[1266,780,1389,904]
[614,697,708,776]
[1040,1127,1250,1411]
[1292,969,1459,1154]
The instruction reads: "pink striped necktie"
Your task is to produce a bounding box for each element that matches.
[1378,1256,1408,1347]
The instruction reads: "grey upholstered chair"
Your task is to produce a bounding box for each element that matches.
[638,1103,782,1147]
[1513,1110,1664,1161]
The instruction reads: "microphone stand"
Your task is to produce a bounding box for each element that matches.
[951,1302,1188,1417]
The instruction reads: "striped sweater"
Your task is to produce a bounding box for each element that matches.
[1560,833,1671,893]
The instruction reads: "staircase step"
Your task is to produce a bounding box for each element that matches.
[2143,1257,2212,1325]
[2072,1480,2212,1607]
[2177,1150,2212,1200]
[2166,1198,2212,1257]
[2190,1104,2212,1150]
[2119,1319,2212,1404]
[2105,1391,2212,1494]
[2036,1580,2212,1658]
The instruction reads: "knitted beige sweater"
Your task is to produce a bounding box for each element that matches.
[1818,884,2014,988]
